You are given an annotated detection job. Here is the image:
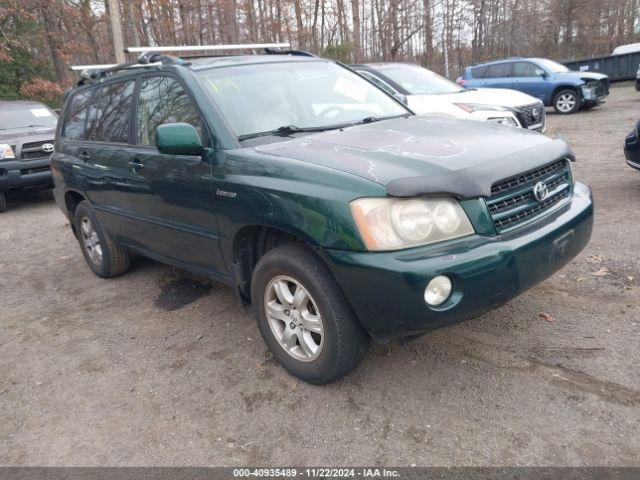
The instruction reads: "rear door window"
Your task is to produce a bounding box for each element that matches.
[136,76,203,146]
[86,80,135,143]
[471,66,488,79]
[486,63,512,78]
[513,62,540,77]
[62,90,92,140]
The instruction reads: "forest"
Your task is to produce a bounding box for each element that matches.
[1,0,639,104]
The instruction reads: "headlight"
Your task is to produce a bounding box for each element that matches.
[454,103,509,113]
[568,159,576,182]
[581,84,597,99]
[0,144,15,160]
[351,197,475,251]
[487,116,519,127]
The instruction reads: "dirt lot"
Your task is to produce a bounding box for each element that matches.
[1,83,639,467]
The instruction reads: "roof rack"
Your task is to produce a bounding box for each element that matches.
[71,43,315,86]
[125,43,315,58]
[71,54,183,86]
[70,63,118,71]
[125,42,291,53]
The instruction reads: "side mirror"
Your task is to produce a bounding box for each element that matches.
[536,69,548,78]
[393,92,408,105]
[155,123,204,156]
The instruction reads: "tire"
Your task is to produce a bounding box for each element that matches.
[553,89,580,114]
[251,243,370,384]
[0,191,6,213]
[73,201,130,278]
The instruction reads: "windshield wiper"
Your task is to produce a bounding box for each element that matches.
[239,124,341,141]
[351,113,411,126]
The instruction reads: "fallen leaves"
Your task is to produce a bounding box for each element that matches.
[587,254,604,264]
[539,312,556,323]
[591,267,610,277]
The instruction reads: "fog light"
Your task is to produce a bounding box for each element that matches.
[424,275,452,306]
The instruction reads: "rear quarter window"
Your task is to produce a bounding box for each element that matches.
[471,66,488,79]
[62,90,92,140]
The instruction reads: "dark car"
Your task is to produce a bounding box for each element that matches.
[635,64,640,91]
[625,118,640,170]
[459,57,609,114]
[52,48,593,384]
[0,101,57,212]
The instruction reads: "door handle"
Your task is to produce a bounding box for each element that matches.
[127,158,144,174]
[79,150,90,161]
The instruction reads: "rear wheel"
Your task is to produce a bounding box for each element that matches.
[0,191,6,213]
[73,201,130,278]
[553,89,580,114]
[251,243,370,384]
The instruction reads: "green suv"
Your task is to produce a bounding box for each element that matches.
[52,50,593,384]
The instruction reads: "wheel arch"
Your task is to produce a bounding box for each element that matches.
[551,84,580,102]
[231,224,325,304]
[64,189,86,234]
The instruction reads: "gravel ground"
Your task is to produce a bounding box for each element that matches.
[1,82,639,467]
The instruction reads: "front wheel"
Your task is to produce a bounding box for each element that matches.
[251,244,370,384]
[553,89,580,114]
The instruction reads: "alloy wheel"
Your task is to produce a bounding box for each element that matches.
[264,275,324,362]
[80,216,103,265]
[556,93,576,113]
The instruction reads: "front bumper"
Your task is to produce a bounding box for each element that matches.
[625,129,640,170]
[0,158,52,191]
[581,85,607,105]
[323,182,593,340]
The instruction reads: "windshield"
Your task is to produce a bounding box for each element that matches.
[197,61,409,138]
[535,59,570,73]
[0,104,57,130]
[376,65,463,95]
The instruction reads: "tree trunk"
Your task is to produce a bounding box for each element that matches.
[39,0,66,83]
[351,0,361,61]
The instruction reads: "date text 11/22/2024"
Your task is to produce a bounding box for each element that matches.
[232,468,400,478]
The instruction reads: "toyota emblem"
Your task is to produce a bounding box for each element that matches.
[532,107,541,121]
[41,143,54,153]
[533,181,549,202]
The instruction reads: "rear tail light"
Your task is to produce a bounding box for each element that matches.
[456,77,465,86]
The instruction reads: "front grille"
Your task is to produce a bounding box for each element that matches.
[21,150,49,160]
[516,102,546,131]
[22,140,49,150]
[18,139,54,161]
[486,159,572,233]
[20,165,50,175]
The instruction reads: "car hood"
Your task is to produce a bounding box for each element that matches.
[255,116,572,199]
[411,87,540,108]
[556,71,608,82]
[0,126,56,143]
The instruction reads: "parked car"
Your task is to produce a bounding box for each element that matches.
[625,118,640,170]
[636,64,640,91]
[0,101,57,212]
[53,48,593,384]
[459,57,610,114]
[352,63,546,132]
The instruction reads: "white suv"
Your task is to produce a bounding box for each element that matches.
[354,63,546,132]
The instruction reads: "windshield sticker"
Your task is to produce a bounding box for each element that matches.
[30,108,53,118]
[204,77,240,93]
[333,76,367,103]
